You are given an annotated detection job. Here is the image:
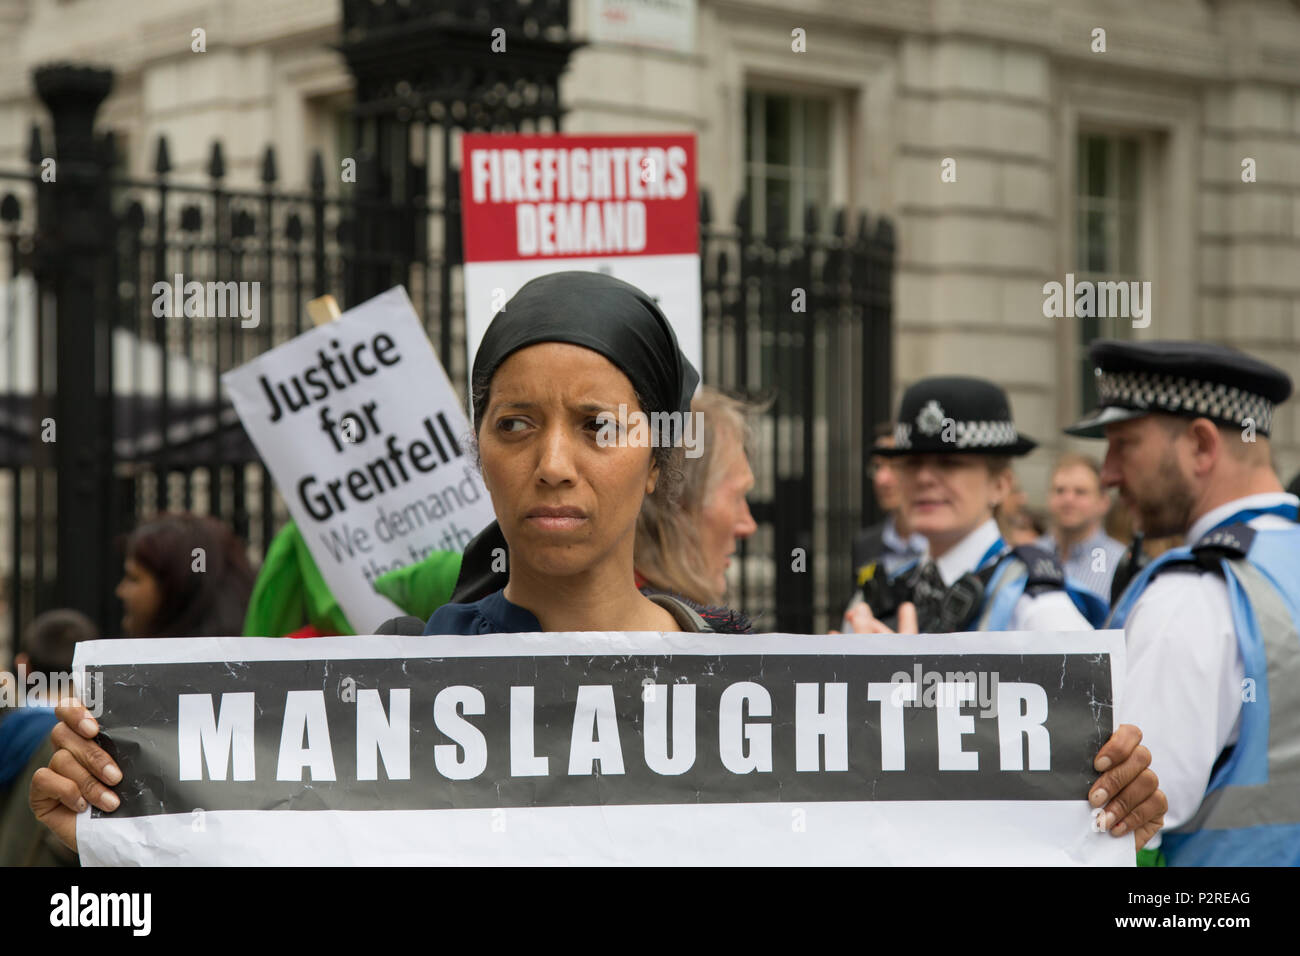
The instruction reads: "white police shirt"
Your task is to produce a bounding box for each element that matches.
[1117,492,1300,839]
[931,519,1093,633]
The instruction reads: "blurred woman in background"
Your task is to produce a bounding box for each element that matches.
[116,513,255,639]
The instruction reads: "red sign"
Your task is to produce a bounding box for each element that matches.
[459,133,698,263]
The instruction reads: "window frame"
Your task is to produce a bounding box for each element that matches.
[1055,81,1197,432]
[742,81,851,237]
[1072,129,1150,412]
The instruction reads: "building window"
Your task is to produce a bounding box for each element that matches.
[745,90,831,236]
[331,104,357,197]
[305,95,356,194]
[1075,132,1141,411]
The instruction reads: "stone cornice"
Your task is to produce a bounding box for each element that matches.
[2,0,342,95]
[706,0,1300,85]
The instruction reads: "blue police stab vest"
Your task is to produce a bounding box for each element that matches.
[1107,518,1300,866]
[887,543,1108,632]
[975,547,1110,631]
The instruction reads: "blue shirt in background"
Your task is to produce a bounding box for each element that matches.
[1036,527,1126,602]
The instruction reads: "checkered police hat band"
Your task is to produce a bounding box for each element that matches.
[1097,370,1274,433]
[894,420,1019,450]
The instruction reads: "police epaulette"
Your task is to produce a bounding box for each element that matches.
[1191,523,1256,560]
[1142,524,1257,581]
[1009,545,1066,592]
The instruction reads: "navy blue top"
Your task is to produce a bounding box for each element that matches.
[0,706,59,787]
[424,589,543,634]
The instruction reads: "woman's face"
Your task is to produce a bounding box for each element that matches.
[478,343,659,583]
[697,438,757,601]
[897,454,1008,549]
[116,556,162,637]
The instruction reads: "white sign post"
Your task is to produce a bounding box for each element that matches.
[222,287,495,632]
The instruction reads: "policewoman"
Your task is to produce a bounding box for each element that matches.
[844,376,1107,635]
[1066,340,1300,866]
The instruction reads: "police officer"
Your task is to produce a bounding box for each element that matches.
[845,376,1107,634]
[1065,340,1300,866]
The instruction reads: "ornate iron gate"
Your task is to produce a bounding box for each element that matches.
[0,0,893,651]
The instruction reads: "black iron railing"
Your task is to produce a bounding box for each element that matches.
[0,46,893,649]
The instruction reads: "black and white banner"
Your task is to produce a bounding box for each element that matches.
[72,631,1130,866]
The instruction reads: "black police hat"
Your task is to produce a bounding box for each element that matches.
[1065,340,1293,438]
[875,376,1037,457]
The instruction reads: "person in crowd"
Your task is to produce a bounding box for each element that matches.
[1,611,97,754]
[841,425,928,620]
[116,513,256,639]
[241,519,462,638]
[1001,503,1047,546]
[843,376,1107,635]
[838,374,1164,852]
[635,386,759,607]
[994,469,1032,544]
[852,424,928,577]
[426,272,753,635]
[1066,340,1300,866]
[0,610,96,866]
[375,387,755,627]
[242,521,354,638]
[9,513,252,863]
[1037,454,1125,601]
[28,275,1163,857]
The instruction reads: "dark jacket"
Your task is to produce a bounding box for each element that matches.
[851,522,888,577]
[0,737,77,867]
[422,588,753,635]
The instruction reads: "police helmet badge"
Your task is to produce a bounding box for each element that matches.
[916,400,946,436]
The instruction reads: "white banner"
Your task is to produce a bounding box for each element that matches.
[462,255,702,379]
[221,287,495,632]
[73,630,1132,866]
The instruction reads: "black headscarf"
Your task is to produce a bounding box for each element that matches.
[452,271,699,604]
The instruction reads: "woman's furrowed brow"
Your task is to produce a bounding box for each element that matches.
[489,401,537,414]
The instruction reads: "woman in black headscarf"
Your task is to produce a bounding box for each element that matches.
[426,271,750,635]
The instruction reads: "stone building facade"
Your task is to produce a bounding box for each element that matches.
[5,0,1297,493]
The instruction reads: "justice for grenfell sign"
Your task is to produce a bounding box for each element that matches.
[222,287,495,632]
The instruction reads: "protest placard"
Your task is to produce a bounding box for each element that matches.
[73,630,1131,866]
[221,287,496,632]
[459,132,700,376]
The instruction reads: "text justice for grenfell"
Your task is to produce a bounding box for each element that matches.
[256,332,470,522]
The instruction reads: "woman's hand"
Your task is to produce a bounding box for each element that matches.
[1089,724,1166,850]
[836,601,918,635]
[29,697,123,853]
